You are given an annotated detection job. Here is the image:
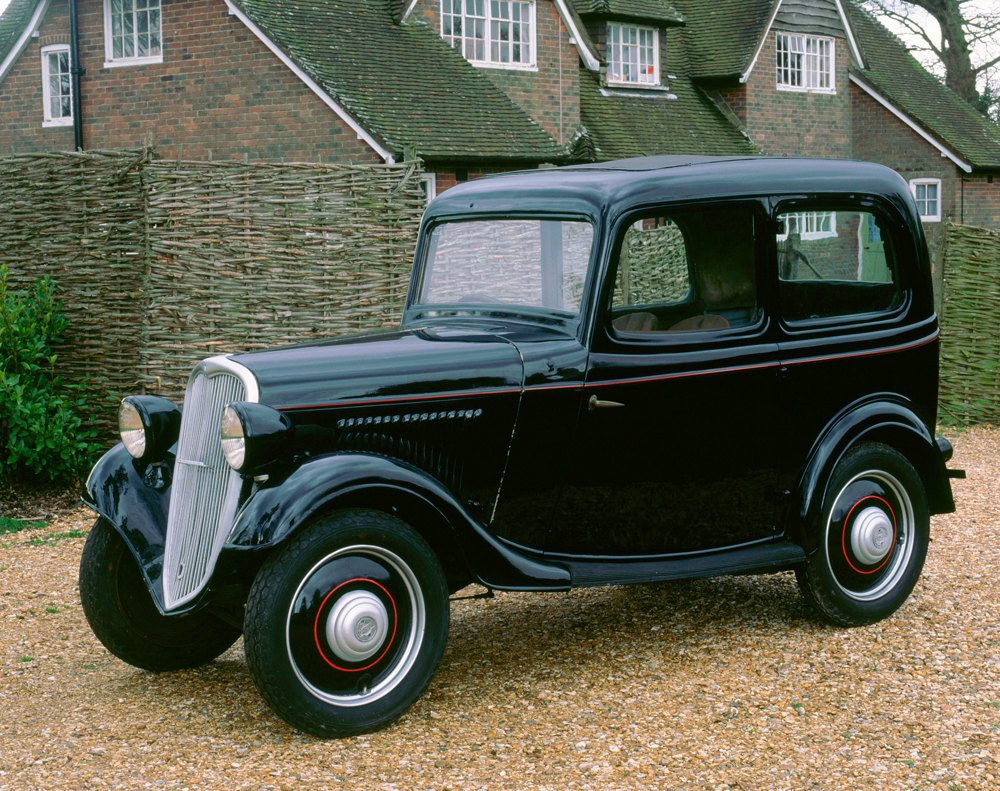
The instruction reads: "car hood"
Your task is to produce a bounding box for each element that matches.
[229,325,525,410]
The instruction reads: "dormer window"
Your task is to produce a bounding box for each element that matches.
[441,0,535,69]
[775,32,834,93]
[606,23,659,86]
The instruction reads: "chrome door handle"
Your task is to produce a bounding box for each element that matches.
[588,394,625,411]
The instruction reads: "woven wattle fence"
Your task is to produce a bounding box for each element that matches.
[939,223,1000,426]
[0,149,424,437]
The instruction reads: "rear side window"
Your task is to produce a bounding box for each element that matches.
[777,209,902,323]
[610,204,760,335]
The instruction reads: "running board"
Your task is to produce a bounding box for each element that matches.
[564,541,807,588]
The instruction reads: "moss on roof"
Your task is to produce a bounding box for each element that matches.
[231,0,565,162]
[0,0,41,74]
[672,0,776,79]
[579,72,758,160]
[846,2,1000,171]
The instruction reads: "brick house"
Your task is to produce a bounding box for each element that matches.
[1,0,999,235]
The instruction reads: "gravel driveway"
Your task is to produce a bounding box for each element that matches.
[1,428,997,790]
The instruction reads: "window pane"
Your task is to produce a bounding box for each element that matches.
[778,210,901,322]
[612,206,759,334]
[420,219,593,314]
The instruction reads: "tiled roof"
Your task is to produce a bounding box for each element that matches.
[570,0,684,25]
[231,0,565,162]
[579,70,758,160]
[672,0,776,79]
[0,0,42,77]
[846,3,1000,171]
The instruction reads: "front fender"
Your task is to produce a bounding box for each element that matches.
[792,395,952,553]
[227,452,571,591]
[82,443,172,610]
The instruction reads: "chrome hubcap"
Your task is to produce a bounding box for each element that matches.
[825,469,915,602]
[325,590,389,663]
[850,506,894,565]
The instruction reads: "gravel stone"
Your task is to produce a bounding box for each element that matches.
[1,427,997,789]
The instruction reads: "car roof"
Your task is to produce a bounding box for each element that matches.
[424,156,918,224]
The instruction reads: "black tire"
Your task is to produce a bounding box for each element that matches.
[79,518,241,671]
[796,442,929,627]
[243,509,449,738]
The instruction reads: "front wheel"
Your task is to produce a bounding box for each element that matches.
[796,443,929,626]
[79,518,241,671]
[243,509,449,738]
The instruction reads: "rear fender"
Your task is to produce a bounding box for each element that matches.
[791,396,954,554]
[227,452,570,591]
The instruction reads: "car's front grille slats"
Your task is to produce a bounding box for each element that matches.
[163,363,251,611]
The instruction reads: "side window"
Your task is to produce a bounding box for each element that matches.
[611,204,759,334]
[777,208,902,323]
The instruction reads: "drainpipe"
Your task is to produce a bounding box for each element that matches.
[69,0,84,150]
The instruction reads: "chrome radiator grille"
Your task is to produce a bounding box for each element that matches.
[163,360,254,611]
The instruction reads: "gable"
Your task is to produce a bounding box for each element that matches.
[0,0,48,84]
[774,0,847,38]
[845,2,1000,171]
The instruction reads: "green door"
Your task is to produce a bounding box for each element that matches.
[859,213,890,282]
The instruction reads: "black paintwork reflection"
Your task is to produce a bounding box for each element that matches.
[83,444,172,611]
[230,326,525,409]
[227,453,571,591]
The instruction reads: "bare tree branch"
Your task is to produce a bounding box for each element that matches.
[864,0,1000,114]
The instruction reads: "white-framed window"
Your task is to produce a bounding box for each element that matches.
[909,178,941,222]
[441,0,535,69]
[775,32,833,93]
[606,23,659,86]
[420,173,437,204]
[777,211,837,240]
[104,0,162,67]
[41,45,73,127]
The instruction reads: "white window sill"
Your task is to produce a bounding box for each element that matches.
[42,117,73,127]
[919,215,942,223]
[606,79,667,90]
[776,84,836,95]
[470,60,538,72]
[103,54,163,68]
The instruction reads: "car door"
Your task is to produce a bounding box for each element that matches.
[548,200,784,557]
[772,198,937,492]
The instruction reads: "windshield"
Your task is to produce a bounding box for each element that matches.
[416,219,594,317]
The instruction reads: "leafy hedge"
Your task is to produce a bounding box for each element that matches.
[0,264,100,482]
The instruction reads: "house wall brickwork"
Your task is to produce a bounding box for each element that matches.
[410,0,579,144]
[719,84,747,126]
[960,175,1000,230]
[740,30,853,159]
[850,80,959,248]
[431,165,515,195]
[1,0,381,162]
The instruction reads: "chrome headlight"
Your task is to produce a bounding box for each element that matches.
[220,402,293,475]
[220,406,247,471]
[118,395,182,462]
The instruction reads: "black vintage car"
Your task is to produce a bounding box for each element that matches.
[80,156,962,737]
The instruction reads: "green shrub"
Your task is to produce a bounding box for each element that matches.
[0,264,100,482]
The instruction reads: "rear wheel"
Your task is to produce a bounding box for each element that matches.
[244,509,449,738]
[796,443,929,626]
[79,518,241,671]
